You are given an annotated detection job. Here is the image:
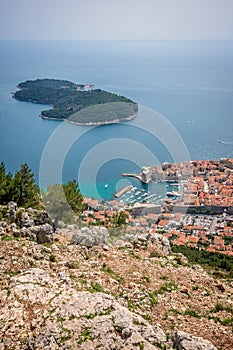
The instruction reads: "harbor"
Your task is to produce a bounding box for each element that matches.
[114,185,133,198]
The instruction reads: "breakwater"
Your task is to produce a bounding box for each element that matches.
[114,185,133,198]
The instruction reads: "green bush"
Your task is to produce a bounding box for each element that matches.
[172,245,233,278]
[49,254,56,262]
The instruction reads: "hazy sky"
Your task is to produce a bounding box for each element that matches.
[1,0,233,40]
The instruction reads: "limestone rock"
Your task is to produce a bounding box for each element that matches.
[14,223,54,243]
[1,268,167,349]
[172,331,217,350]
[72,226,109,247]
[0,203,54,243]
[6,201,17,220]
[15,207,53,228]
[16,209,34,227]
[122,233,171,256]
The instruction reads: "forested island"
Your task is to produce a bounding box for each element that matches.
[13,79,138,125]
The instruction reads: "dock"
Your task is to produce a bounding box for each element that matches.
[122,173,143,181]
[166,191,182,197]
[114,185,133,198]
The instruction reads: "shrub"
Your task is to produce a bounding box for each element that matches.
[184,309,202,319]
[49,254,56,262]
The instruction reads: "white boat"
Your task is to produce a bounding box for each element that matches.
[105,184,108,188]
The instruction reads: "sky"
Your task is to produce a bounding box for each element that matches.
[0,0,233,40]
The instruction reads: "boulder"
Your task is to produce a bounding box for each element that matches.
[15,207,54,228]
[6,201,17,220]
[72,226,109,247]
[14,223,54,244]
[121,233,171,256]
[172,331,217,350]
[16,210,34,227]
[0,203,55,243]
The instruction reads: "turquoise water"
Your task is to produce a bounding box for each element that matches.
[0,40,233,200]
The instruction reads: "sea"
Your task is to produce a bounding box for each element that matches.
[0,40,233,201]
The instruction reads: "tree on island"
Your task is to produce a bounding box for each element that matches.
[13,78,138,124]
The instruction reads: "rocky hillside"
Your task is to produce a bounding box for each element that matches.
[0,203,232,349]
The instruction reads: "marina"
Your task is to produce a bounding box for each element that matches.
[114,185,133,198]
[113,177,184,209]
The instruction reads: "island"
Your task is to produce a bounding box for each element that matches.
[13,79,138,125]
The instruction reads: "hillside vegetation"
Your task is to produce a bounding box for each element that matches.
[13,79,138,124]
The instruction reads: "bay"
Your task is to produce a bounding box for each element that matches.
[0,40,233,200]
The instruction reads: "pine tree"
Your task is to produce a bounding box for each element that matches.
[0,162,13,204]
[43,184,71,227]
[11,164,40,208]
[63,180,84,214]
[113,211,127,227]
[0,162,6,200]
[43,180,84,227]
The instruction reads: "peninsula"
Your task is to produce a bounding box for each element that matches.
[13,79,138,125]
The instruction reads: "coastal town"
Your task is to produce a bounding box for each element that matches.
[81,158,233,257]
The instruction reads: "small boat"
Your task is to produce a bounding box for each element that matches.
[104,184,108,188]
[218,140,233,145]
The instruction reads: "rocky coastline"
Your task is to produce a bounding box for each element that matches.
[39,113,137,125]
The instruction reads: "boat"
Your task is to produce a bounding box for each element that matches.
[104,184,108,188]
[218,140,233,145]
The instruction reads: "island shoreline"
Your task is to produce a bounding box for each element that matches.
[13,78,138,126]
[39,113,137,126]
